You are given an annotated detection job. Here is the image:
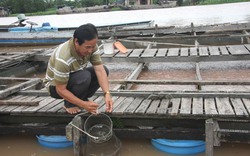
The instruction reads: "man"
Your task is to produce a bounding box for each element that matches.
[44,23,113,114]
[17,14,28,27]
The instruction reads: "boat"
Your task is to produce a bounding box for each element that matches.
[1,21,249,47]
[0,14,58,33]
[0,20,154,46]
[8,22,58,33]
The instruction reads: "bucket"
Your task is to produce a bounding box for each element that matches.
[84,113,113,144]
[36,135,73,148]
[151,139,205,155]
[102,39,114,54]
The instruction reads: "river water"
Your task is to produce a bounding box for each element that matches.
[0,134,250,156]
[0,2,250,28]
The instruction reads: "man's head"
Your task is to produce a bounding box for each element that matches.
[73,23,98,57]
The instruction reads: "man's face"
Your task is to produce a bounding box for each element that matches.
[75,38,98,57]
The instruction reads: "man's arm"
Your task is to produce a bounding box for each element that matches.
[93,64,113,112]
[55,83,99,114]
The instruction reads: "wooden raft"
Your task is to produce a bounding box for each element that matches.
[1,90,250,156]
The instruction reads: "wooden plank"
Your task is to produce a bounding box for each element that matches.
[156,48,167,57]
[146,99,161,114]
[0,55,18,60]
[97,95,119,114]
[208,46,220,56]
[55,104,67,113]
[198,47,209,56]
[242,98,250,114]
[180,47,189,56]
[113,97,134,114]
[189,47,198,56]
[141,49,157,57]
[0,99,39,106]
[219,46,230,55]
[111,96,126,112]
[135,99,152,114]
[156,99,171,115]
[47,102,64,113]
[244,44,250,51]
[167,48,179,56]
[95,96,108,113]
[123,63,144,90]
[21,97,56,113]
[227,45,250,55]
[169,98,181,116]
[128,49,144,57]
[10,96,40,113]
[0,52,37,69]
[192,97,203,115]
[204,98,218,115]
[179,98,192,115]
[1,95,30,112]
[110,79,250,86]
[125,97,143,114]
[230,98,249,116]
[0,95,22,111]
[38,99,64,112]
[215,97,235,115]
[0,78,41,99]
[115,49,133,57]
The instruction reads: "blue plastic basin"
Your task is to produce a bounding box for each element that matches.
[36,135,73,148]
[151,139,205,155]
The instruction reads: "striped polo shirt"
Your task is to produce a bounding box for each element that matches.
[43,38,102,89]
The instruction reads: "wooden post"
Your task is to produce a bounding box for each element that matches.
[206,119,214,156]
[72,115,83,156]
[195,62,202,90]
[66,122,73,141]
[205,119,221,156]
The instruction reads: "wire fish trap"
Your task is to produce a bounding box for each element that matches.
[70,113,113,144]
[84,133,122,156]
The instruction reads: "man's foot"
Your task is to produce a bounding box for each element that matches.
[63,106,81,114]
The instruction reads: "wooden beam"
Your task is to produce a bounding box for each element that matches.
[109,79,250,85]
[0,100,40,106]
[19,89,250,98]
[0,78,42,99]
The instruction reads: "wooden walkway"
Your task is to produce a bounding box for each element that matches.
[27,44,250,63]
[1,90,250,118]
[0,44,250,69]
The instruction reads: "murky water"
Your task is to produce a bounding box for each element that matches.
[1,134,250,156]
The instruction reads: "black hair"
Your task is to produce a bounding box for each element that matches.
[73,23,98,45]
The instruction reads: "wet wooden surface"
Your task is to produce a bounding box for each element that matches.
[0,44,250,69]
[1,90,250,119]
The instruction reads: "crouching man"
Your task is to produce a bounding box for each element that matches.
[43,23,113,114]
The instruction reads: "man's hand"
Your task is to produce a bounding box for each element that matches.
[82,101,99,114]
[105,93,113,113]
